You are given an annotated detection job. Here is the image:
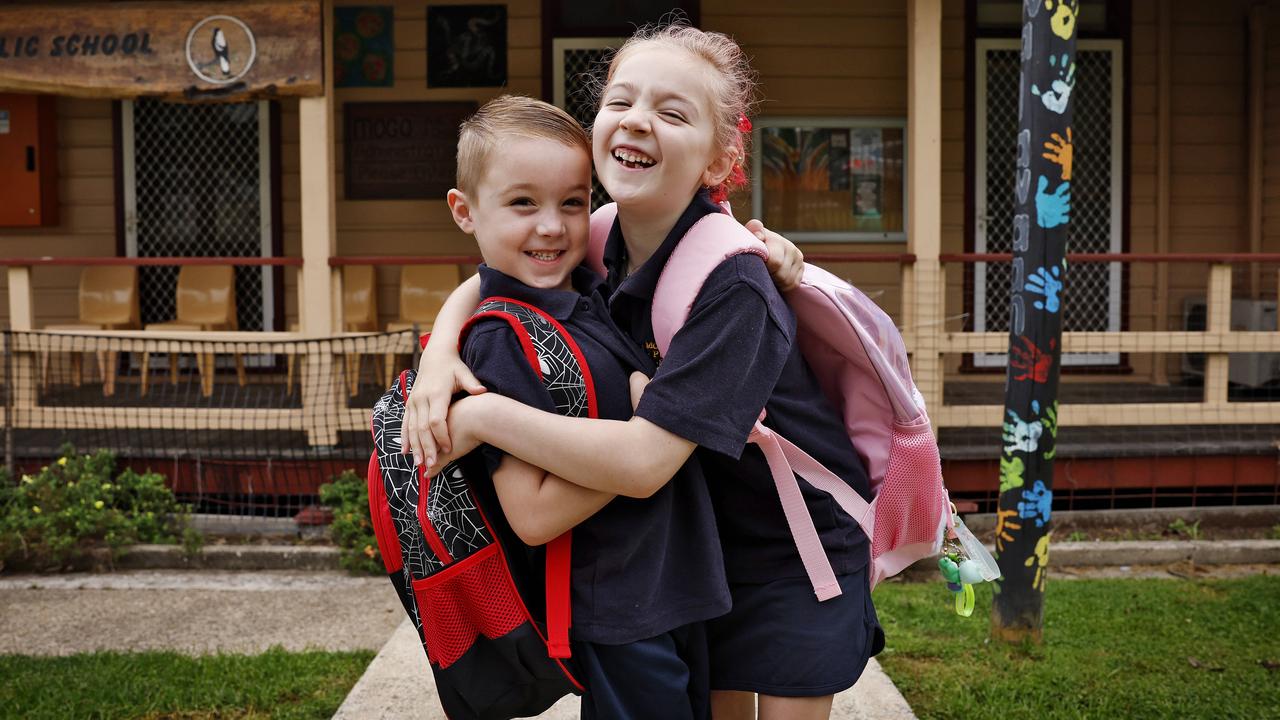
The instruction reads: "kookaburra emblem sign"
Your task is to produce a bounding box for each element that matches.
[185,15,256,84]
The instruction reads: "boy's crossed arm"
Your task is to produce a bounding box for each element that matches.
[491,456,612,547]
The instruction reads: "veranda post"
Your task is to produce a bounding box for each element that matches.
[990,0,1078,642]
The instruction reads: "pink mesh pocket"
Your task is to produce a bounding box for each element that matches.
[411,544,529,668]
[871,421,946,559]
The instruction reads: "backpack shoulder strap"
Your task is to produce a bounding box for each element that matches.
[652,211,767,357]
[585,203,618,278]
[460,295,596,659]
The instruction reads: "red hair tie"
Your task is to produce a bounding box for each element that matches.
[737,114,752,133]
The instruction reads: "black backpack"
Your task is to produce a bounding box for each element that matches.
[368,297,596,720]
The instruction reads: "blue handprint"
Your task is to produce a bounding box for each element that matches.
[1035,175,1071,228]
[1018,479,1052,527]
[1025,264,1063,313]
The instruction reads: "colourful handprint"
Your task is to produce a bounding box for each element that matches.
[1018,479,1053,528]
[1047,0,1080,40]
[1003,409,1043,455]
[1011,336,1055,382]
[1000,455,1026,493]
[1035,176,1071,228]
[1040,401,1059,460]
[1043,127,1073,181]
[1025,264,1063,312]
[995,507,1022,552]
[1032,53,1076,114]
[1025,532,1051,592]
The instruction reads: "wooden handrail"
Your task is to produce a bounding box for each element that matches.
[940,252,1280,264]
[330,255,483,266]
[0,257,302,267]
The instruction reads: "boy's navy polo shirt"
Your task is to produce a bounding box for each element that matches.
[601,192,873,585]
[462,264,730,645]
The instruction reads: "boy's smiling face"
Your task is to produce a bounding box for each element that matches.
[448,137,592,291]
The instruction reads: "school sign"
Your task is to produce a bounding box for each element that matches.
[0,1,323,100]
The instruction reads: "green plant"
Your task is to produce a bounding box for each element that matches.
[319,469,381,574]
[0,448,194,570]
[1067,530,1088,542]
[1271,524,1280,541]
[1167,517,1202,540]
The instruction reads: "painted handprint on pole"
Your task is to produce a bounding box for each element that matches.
[1043,128,1073,181]
[1035,176,1071,228]
[1000,456,1026,493]
[1032,53,1075,114]
[1040,401,1059,460]
[1026,264,1064,312]
[1025,533,1051,592]
[1003,409,1043,455]
[1018,480,1053,528]
[1011,336,1055,382]
[995,508,1023,553]
[1047,0,1079,40]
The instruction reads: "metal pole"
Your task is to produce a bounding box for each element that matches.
[990,0,1078,643]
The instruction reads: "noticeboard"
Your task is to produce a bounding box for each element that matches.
[343,101,477,200]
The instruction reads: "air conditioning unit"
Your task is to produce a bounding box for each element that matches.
[1181,298,1280,387]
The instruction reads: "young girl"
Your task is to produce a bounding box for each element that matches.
[406,24,882,720]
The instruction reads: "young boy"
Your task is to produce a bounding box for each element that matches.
[445,95,729,719]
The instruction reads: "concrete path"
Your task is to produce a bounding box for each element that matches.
[334,618,917,720]
[0,570,402,656]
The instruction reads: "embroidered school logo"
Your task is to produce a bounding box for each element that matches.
[644,340,662,366]
[185,15,257,84]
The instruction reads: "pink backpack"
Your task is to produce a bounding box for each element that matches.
[587,203,954,594]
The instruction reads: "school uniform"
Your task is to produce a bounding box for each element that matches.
[463,264,730,719]
[601,191,887,697]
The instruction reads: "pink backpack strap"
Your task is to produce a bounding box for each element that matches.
[585,203,618,278]
[651,211,767,356]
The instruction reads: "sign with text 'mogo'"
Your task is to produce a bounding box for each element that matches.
[0,1,322,100]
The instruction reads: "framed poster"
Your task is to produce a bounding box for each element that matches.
[752,117,907,242]
[343,101,478,200]
[333,6,394,88]
[427,4,506,87]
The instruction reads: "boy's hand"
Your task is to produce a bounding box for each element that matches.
[628,371,650,412]
[423,394,488,476]
[747,220,805,292]
[403,355,486,467]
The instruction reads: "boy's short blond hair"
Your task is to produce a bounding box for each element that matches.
[456,95,591,193]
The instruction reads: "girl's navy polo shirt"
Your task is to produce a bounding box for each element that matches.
[463,264,730,645]
[601,193,874,585]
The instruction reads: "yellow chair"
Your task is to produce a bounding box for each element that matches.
[42,266,140,396]
[286,265,382,396]
[141,265,246,397]
[385,265,460,386]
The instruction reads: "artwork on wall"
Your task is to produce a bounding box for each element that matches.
[752,118,907,242]
[427,4,506,87]
[334,5,394,87]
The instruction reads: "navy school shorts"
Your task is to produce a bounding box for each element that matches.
[575,622,711,720]
[707,567,885,697]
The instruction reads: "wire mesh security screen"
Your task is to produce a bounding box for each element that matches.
[126,99,274,332]
[554,40,619,210]
[974,42,1121,365]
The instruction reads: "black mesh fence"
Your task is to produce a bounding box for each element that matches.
[2,330,420,518]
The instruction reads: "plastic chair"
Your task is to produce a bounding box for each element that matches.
[287,265,382,396]
[141,265,245,397]
[385,265,460,386]
[42,266,140,396]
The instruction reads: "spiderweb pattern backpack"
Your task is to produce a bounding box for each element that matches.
[587,203,953,593]
[367,296,594,720]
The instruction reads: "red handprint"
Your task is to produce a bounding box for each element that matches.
[1011,336,1055,383]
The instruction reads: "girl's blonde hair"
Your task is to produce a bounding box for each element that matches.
[601,23,759,202]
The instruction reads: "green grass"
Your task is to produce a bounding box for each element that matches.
[0,647,375,719]
[875,575,1280,720]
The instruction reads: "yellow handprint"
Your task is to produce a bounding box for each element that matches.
[1042,128,1073,181]
[995,507,1022,552]
[1024,532,1051,592]
[1045,0,1079,40]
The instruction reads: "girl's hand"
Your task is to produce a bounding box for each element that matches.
[422,393,489,476]
[402,353,486,467]
[747,219,805,292]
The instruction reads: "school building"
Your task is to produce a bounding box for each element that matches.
[0,0,1277,513]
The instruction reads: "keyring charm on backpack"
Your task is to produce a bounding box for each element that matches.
[937,502,1002,617]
